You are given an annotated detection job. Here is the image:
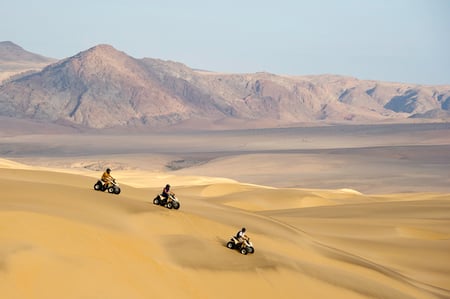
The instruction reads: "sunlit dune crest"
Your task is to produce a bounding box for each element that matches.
[338,188,363,195]
[396,226,450,240]
[1,160,449,299]
[0,158,31,169]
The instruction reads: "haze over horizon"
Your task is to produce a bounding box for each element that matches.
[1,0,449,85]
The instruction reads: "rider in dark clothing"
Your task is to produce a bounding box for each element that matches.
[162,184,171,203]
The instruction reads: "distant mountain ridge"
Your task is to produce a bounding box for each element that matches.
[0,41,54,63]
[0,41,56,83]
[0,43,449,130]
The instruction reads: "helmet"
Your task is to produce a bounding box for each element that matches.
[106,168,111,173]
[242,227,246,232]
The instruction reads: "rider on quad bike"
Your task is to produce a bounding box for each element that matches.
[93,168,121,194]
[235,227,249,248]
[226,227,254,254]
[153,184,180,209]
[161,184,172,204]
[101,168,114,189]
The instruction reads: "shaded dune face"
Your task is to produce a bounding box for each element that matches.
[0,164,449,299]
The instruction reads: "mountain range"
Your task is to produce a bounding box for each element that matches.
[0,41,449,130]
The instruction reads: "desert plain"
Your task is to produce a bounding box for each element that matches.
[0,122,449,299]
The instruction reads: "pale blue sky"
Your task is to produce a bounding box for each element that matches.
[1,0,449,85]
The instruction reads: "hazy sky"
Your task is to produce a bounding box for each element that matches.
[1,0,449,85]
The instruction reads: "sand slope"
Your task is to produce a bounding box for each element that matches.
[0,161,449,299]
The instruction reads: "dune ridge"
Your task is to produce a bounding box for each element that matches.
[0,160,449,299]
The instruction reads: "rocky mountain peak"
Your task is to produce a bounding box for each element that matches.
[74,44,128,61]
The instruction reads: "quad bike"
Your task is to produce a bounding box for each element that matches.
[153,193,180,210]
[94,179,121,195]
[226,236,255,255]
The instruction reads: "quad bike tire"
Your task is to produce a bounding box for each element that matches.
[240,247,248,255]
[94,183,102,191]
[247,247,254,254]
[172,202,180,210]
[166,202,173,209]
[108,186,120,194]
[153,197,160,205]
[226,242,234,249]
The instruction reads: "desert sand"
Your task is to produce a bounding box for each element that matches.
[1,123,450,299]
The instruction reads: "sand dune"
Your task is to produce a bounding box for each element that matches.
[1,160,449,299]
